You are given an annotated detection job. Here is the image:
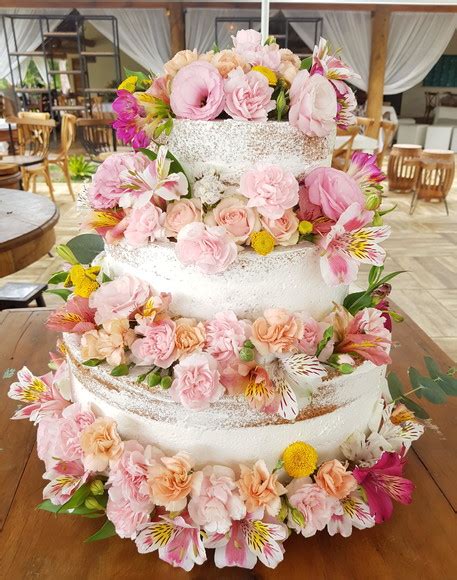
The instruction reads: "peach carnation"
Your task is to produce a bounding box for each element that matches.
[237,459,286,516]
[210,49,250,77]
[80,416,123,471]
[175,318,206,357]
[278,48,301,84]
[81,319,136,367]
[251,308,304,355]
[164,49,199,77]
[315,459,358,499]
[147,451,196,511]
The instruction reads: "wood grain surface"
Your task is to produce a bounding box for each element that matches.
[0,308,455,579]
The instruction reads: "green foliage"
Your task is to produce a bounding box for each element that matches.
[123,67,152,90]
[276,87,287,121]
[37,484,107,519]
[110,364,131,377]
[300,56,312,71]
[343,266,405,315]
[85,519,117,543]
[66,234,104,265]
[82,358,104,367]
[68,155,96,182]
[316,326,334,357]
[45,288,72,302]
[387,356,457,420]
[47,271,69,285]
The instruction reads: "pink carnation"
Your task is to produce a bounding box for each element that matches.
[170,61,225,121]
[89,275,151,325]
[240,164,299,220]
[176,222,238,275]
[224,68,275,122]
[188,465,246,533]
[123,202,166,247]
[286,478,338,537]
[56,403,96,461]
[131,318,177,368]
[305,166,366,222]
[232,29,262,59]
[232,29,281,70]
[170,352,224,411]
[107,487,151,539]
[289,70,337,137]
[205,311,251,365]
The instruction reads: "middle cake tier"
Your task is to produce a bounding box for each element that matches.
[101,241,348,320]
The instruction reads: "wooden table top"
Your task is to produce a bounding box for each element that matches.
[0,307,455,579]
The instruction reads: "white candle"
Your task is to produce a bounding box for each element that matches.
[260,0,270,44]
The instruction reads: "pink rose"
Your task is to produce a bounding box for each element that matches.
[89,275,151,325]
[56,403,96,461]
[170,61,225,121]
[131,318,177,368]
[106,488,151,539]
[170,352,224,411]
[146,75,170,104]
[240,164,299,220]
[188,465,246,533]
[205,311,251,366]
[298,317,334,361]
[286,478,338,537]
[261,209,299,246]
[297,181,334,235]
[251,308,304,355]
[176,222,238,275]
[164,198,201,237]
[305,167,365,222]
[123,202,166,247]
[224,68,275,122]
[205,195,259,243]
[289,70,337,137]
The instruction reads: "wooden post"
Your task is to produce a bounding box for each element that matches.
[365,7,390,138]
[169,2,186,55]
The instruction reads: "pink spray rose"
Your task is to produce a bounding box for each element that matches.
[188,465,246,533]
[304,166,366,222]
[224,68,275,122]
[289,70,337,137]
[240,164,299,220]
[286,478,338,537]
[170,352,224,411]
[176,222,238,275]
[261,209,299,246]
[146,75,170,104]
[165,198,201,237]
[170,61,225,121]
[131,318,177,368]
[205,195,260,244]
[89,275,151,325]
[204,310,251,365]
[123,202,166,247]
[298,317,334,361]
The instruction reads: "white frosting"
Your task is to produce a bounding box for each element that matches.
[165,119,335,185]
[102,241,348,320]
[69,358,385,470]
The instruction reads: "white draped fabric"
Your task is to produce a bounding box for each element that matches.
[79,8,170,74]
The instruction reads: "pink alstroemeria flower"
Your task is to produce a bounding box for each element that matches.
[205,510,287,569]
[43,459,89,505]
[353,450,415,524]
[347,152,386,192]
[46,296,96,334]
[311,37,360,82]
[8,367,69,423]
[319,203,390,286]
[135,514,206,571]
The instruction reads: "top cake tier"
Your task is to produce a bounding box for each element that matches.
[165,119,335,186]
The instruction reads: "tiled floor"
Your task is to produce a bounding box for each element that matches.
[3,161,457,362]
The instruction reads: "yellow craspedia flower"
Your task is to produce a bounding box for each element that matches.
[65,264,101,298]
[282,441,318,478]
[252,65,278,86]
[298,220,314,235]
[250,231,275,256]
[118,76,138,93]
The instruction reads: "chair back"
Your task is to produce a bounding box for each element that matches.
[10,116,55,158]
[332,125,359,172]
[377,120,397,165]
[76,117,117,160]
[60,114,77,156]
[18,111,50,120]
[416,150,455,202]
[356,117,375,135]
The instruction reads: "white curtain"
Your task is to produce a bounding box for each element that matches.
[186,9,279,52]
[80,8,170,74]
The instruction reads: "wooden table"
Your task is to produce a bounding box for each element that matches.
[0,308,455,579]
[0,189,59,277]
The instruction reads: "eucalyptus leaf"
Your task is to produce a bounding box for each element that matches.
[85,519,117,543]
[387,372,404,401]
[47,270,69,285]
[400,396,429,420]
[408,367,447,404]
[45,288,72,302]
[66,234,104,265]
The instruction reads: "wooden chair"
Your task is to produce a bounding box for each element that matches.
[356,116,375,135]
[377,120,397,166]
[410,150,455,215]
[48,114,77,199]
[388,144,422,193]
[18,111,50,120]
[76,117,117,162]
[332,125,359,171]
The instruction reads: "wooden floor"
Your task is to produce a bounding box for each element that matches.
[2,162,457,362]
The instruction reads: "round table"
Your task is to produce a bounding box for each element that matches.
[0,189,59,277]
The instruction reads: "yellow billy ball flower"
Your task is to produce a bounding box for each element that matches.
[282,441,318,478]
[252,65,278,86]
[298,220,314,235]
[118,76,138,93]
[250,231,275,256]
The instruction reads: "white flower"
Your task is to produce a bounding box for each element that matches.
[193,169,226,206]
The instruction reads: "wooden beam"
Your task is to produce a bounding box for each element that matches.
[365,6,390,139]
[168,2,185,55]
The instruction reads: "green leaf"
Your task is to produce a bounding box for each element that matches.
[37,499,60,513]
[368,266,382,287]
[85,519,117,543]
[300,56,312,70]
[375,271,406,289]
[123,67,150,84]
[45,288,72,302]
[408,367,447,404]
[343,291,373,315]
[316,325,334,357]
[102,273,112,283]
[400,396,430,420]
[47,270,69,285]
[82,358,104,367]
[57,484,91,513]
[211,42,220,53]
[139,148,157,162]
[387,372,404,401]
[110,364,130,377]
[66,234,104,265]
